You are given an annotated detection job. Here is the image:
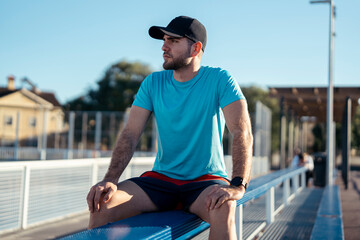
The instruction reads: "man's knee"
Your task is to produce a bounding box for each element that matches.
[88,200,112,229]
[221,200,236,214]
[209,200,237,222]
[88,191,126,229]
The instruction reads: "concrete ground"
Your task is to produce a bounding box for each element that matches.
[0,212,89,240]
[336,170,360,240]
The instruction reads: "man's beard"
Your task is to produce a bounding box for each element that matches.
[163,51,191,70]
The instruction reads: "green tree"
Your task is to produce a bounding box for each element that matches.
[65,60,152,111]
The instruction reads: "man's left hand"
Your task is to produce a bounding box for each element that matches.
[206,185,245,210]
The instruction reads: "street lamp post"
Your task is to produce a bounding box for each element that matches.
[310,0,335,186]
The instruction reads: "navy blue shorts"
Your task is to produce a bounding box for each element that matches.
[128,171,230,211]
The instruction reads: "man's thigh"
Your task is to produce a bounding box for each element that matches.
[188,184,217,222]
[95,180,159,222]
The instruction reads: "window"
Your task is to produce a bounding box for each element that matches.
[29,117,36,127]
[4,116,13,126]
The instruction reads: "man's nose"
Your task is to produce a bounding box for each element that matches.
[162,42,169,52]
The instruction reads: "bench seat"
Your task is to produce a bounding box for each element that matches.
[310,185,344,240]
[60,210,207,240]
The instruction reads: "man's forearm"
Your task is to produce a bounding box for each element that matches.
[231,130,253,184]
[103,129,137,183]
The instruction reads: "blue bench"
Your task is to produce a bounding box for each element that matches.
[59,167,307,240]
[310,185,344,240]
[59,210,207,240]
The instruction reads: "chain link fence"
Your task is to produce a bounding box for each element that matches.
[1,102,272,160]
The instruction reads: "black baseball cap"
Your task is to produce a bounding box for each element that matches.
[149,16,207,52]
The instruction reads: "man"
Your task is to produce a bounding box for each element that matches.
[87,16,253,240]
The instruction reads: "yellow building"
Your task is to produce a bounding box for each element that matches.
[0,76,65,148]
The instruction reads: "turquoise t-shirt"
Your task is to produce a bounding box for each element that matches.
[133,66,245,180]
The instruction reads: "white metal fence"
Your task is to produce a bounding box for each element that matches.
[224,155,269,178]
[254,101,272,159]
[0,157,155,234]
[0,156,268,235]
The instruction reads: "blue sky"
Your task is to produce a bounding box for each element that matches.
[1,0,359,104]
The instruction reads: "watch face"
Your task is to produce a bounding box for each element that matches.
[231,177,243,186]
[233,177,241,186]
[231,177,247,189]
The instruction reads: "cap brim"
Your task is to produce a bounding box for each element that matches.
[149,26,183,40]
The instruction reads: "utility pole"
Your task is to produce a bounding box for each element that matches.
[310,0,335,185]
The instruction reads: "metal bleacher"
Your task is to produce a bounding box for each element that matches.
[1,157,343,240]
[58,166,344,240]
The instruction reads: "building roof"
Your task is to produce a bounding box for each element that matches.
[269,87,360,122]
[0,87,61,107]
[0,88,16,98]
[36,91,61,107]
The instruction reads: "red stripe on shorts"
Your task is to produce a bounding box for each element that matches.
[140,171,230,186]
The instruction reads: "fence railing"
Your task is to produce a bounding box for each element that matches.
[177,166,308,240]
[235,167,307,240]
[0,147,158,161]
[0,156,269,235]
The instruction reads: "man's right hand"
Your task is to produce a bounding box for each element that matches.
[86,181,118,213]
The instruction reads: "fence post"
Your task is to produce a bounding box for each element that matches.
[288,114,294,162]
[283,178,290,206]
[264,157,269,175]
[92,160,99,185]
[14,111,20,160]
[124,163,132,180]
[301,171,306,188]
[254,101,262,158]
[20,165,31,229]
[280,97,287,169]
[266,187,275,224]
[293,175,299,194]
[235,204,243,240]
[41,109,48,160]
[81,112,88,152]
[95,112,102,158]
[67,112,75,159]
[265,107,272,165]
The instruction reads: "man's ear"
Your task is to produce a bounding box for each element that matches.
[192,42,202,57]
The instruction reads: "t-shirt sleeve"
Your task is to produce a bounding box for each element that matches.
[218,70,245,109]
[132,74,154,112]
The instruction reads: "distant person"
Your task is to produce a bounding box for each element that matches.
[86,16,253,239]
[292,151,314,187]
[298,153,314,186]
[291,148,302,168]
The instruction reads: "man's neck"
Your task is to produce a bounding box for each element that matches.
[173,62,201,83]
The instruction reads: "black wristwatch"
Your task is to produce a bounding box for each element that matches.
[230,177,248,190]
